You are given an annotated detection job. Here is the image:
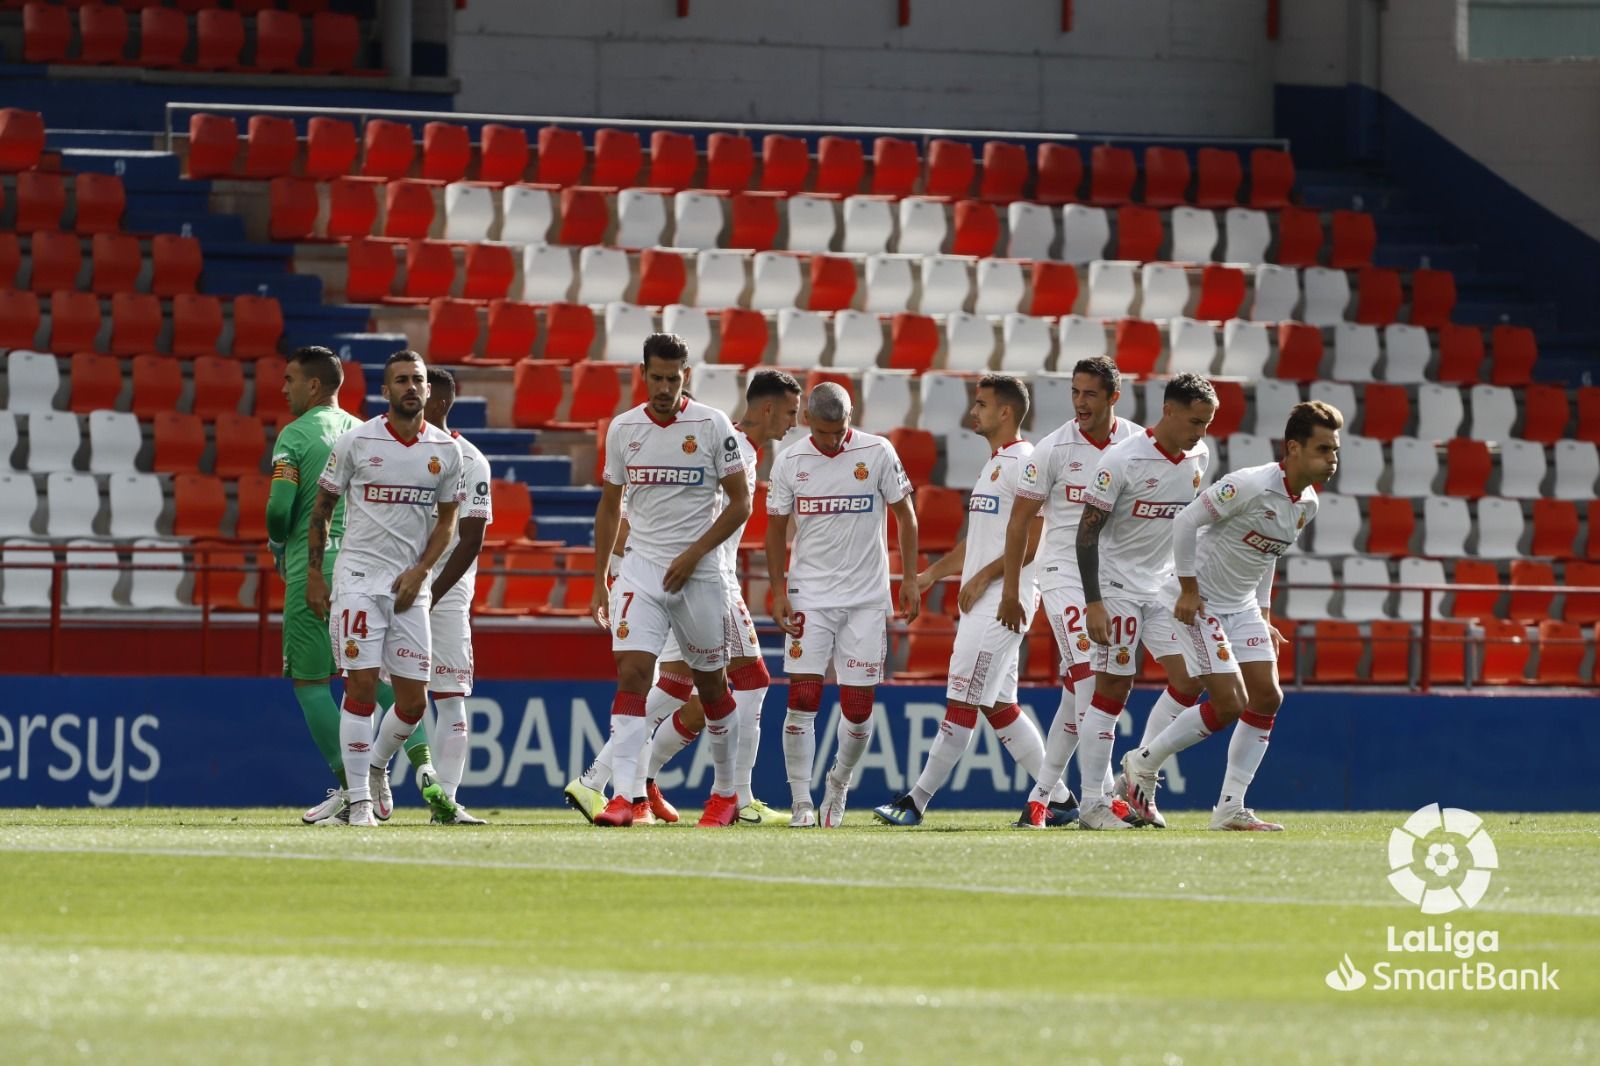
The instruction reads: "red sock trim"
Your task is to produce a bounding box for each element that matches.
[728,660,771,692]
[1239,709,1276,732]
[945,703,979,729]
[1165,684,1199,708]
[839,685,875,724]
[429,691,465,699]
[394,705,424,726]
[1066,661,1093,684]
[704,690,737,721]
[1089,692,1124,717]
[612,690,648,717]
[655,671,694,701]
[342,698,376,718]
[1198,700,1225,733]
[788,679,823,713]
[984,703,1021,729]
[670,709,700,740]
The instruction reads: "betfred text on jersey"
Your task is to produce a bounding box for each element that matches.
[627,466,706,486]
[1242,529,1293,555]
[796,494,876,515]
[1063,484,1086,503]
[362,484,437,506]
[1131,500,1188,520]
[968,494,1001,513]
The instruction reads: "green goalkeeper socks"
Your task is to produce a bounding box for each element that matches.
[374,678,433,769]
[293,683,347,788]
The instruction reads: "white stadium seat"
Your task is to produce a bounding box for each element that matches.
[1390,436,1440,496]
[1247,263,1299,322]
[842,196,895,255]
[863,254,915,313]
[1382,324,1432,383]
[1252,380,1301,439]
[896,197,948,255]
[128,537,186,609]
[693,249,748,309]
[1331,434,1383,496]
[943,312,995,372]
[1498,439,1548,499]
[2,538,52,608]
[672,191,725,249]
[1397,557,1446,622]
[1006,202,1056,261]
[918,373,970,430]
[785,194,837,254]
[1340,556,1393,621]
[1225,432,1274,472]
[1468,384,1517,442]
[918,256,971,315]
[108,472,163,539]
[87,410,141,474]
[860,369,914,434]
[1416,383,1464,442]
[1553,440,1600,500]
[6,350,59,412]
[443,182,495,242]
[615,188,668,248]
[974,259,1026,316]
[1302,267,1351,327]
[687,364,743,414]
[831,310,884,370]
[940,430,990,490]
[45,471,99,537]
[1086,260,1137,319]
[519,244,575,303]
[1028,373,1074,437]
[1166,317,1216,375]
[576,246,630,305]
[1170,207,1218,264]
[0,472,38,535]
[1219,318,1271,378]
[1285,556,1335,620]
[1000,313,1052,373]
[1331,323,1380,382]
[775,308,828,367]
[1422,496,1471,557]
[1308,493,1360,556]
[1058,315,1107,362]
[64,538,120,609]
[25,411,80,473]
[0,410,16,469]
[1472,497,1524,558]
[662,305,711,363]
[1138,262,1190,320]
[499,184,554,244]
[1060,205,1110,265]
[603,302,657,361]
[1222,207,1271,265]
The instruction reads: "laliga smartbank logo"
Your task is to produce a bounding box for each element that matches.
[1324,804,1560,994]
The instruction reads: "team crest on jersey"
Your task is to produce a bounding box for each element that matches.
[682,435,698,455]
[616,621,629,640]
[1076,633,1091,653]
[789,640,803,658]
[1217,646,1231,662]
[428,455,442,475]
[1218,482,1237,502]
[853,462,870,481]
[1115,647,1131,666]
[344,639,359,660]
[1095,470,1112,491]
[989,465,1001,482]
[1193,470,1202,488]
[1297,512,1307,529]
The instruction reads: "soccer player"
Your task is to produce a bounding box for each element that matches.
[1118,401,1341,831]
[307,351,465,827]
[588,333,753,828]
[766,382,919,828]
[1073,373,1216,830]
[996,356,1140,828]
[872,375,1075,828]
[566,369,801,826]
[420,367,493,825]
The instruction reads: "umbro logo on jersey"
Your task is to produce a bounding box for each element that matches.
[968,494,1001,513]
[1242,530,1293,555]
[363,484,437,505]
[1145,478,1160,487]
[796,495,874,514]
[1069,461,1084,471]
[1130,500,1186,519]
[627,466,706,485]
[368,457,383,466]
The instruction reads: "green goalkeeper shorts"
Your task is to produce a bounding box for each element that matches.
[282,580,336,681]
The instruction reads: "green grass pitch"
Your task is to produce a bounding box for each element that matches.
[1,808,1594,1065]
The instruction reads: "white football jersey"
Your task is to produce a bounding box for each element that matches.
[1177,462,1319,614]
[1017,416,1141,592]
[961,439,1037,613]
[714,430,761,583]
[319,416,466,595]
[1083,429,1211,601]
[603,397,748,580]
[767,428,913,611]
[430,432,494,610]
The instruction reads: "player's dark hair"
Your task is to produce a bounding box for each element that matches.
[746,369,801,405]
[1164,372,1218,408]
[642,333,690,366]
[288,345,343,391]
[978,373,1030,424]
[1284,400,1344,446]
[383,349,425,383]
[427,367,456,394]
[1072,355,1120,396]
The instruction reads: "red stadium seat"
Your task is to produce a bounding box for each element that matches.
[252,10,304,73]
[1028,260,1078,317]
[1354,267,1402,326]
[741,484,770,549]
[1141,146,1190,208]
[1274,205,1323,268]
[243,115,298,179]
[562,362,622,428]
[538,549,597,617]
[0,233,16,288]
[635,248,687,306]
[1207,379,1246,439]
[888,312,938,372]
[887,427,936,487]
[64,352,121,415]
[231,294,282,359]
[461,242,514,302]
[647,130,697,191]
[803,369,853,405]
[706,132,755,193]
[1520,384,1570,445]
[925,139,975,199]
[1035,142,1082,204]
[1088,145,1136,207]
[426,297,479,364]
[900,615,958,680]
[866,137,917,198]
[1449,559,1500,620]
[535,126,586,186]
[0,289,40,348]
[305,117,358,179]
[235,472,271,541]
[421,121,471,183]
[191,355,244,419]
[1195,148,1241,207]
[1113,319,1161,377]
[592,128,643,188]
[383,179,435,239]
[808,255,857,312]
[543,302,595,362]
[478,124,529,185]
[1489,325,1537,387]
[482,299,537,363]
[337,359,365,418]
[1114,205,1163,262]
[510,360,561,428]
[326,176,380,239]
[1567,560,1600,623]
[0,108,46,173]
[48,289,100,354]
[1274,322,1323,382]
[1509,559,1557,623]
[252,355,289,423]
[110,291,160,354]
[759,133,811,194]
[402,239,454,300]
[1364,496,1415,555]
[1530,498,1578,558]
[23,2,72,63]
[1434,323,1483,385]
[725,192,778,251]
[816,136,865,196]
[1248,148,1295,208]
[1367,621,1413,684]
[194,9,245,71]
[1444,438,1491,499]
[138,5,188,67]
[556,186,608,246]
[486,544,557,611]
[16,170,66,232]
[1478,619,1530,685]
[1424,620,1469,686]
[1576,388,1600,446]
[485,481,535,546]
[132,356,183,420]
[1194,265,1245,321]
[1310,621,1362,683]
[1361,382,1410,441]
[950,200,1000,257]
[1535,620,1588,685]
[309,11,360,74]
[978,141,1028,203]
[30,230,82,293]
[90,232,140,294]
[172,293,223,357]
[1409,269,1456,328]
[716,308,769,368]
[79,4,130,65]
[1329,210,1376,269]
[151,233,203,296]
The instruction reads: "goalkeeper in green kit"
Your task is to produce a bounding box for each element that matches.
[267,347,436,824]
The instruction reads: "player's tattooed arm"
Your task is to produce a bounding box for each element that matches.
[304,487,338,619]
[1077,502,1113,646]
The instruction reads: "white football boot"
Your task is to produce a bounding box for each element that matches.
[302,789,347,825]
[368,764,393,821]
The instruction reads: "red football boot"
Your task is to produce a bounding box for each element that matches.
[695,791,738,827]
[631,799,658,825]
[645,778,679,823]
[594,795,635,827]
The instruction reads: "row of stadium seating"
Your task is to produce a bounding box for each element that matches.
[0,289,285,356]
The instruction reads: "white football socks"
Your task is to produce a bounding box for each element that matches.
[432,695,469,800]
[371,706,421,767]
[1141,686,1192,748]
[1077,694,1123,802]
[782,710,816,807]
[732,686,765,806]
[1030,685,1081,806]
[1219,713,1274,811]
[1140,702,1218,766]
[910,708,977,811]
[340,699,377,803]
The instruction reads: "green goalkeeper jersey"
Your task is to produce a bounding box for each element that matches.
[267,403,363,581]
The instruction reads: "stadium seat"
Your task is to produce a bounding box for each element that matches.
[75,3,130,65]
[1140,146,1190,208]
[669,190,724,250]
[535,126,586,187]
[999,313,1050,373]
[759,134,810,194]
[911,485,964,552]
[1355,267,1403,326]
[303,116,358,180]
[1395,557,1445,623]
[509,360,561,428]
[858,137,916,199]
[1367,620,1414,684]
[1530,498,1578,558]
[704,132,755,193]
[1060,205,1110,265]
[775,308,827,368]
[383,180,436,240]
[253,9,304,73]
[1226,433,1274,472]
[1113,319,1161,377]
[1489,325,1537,387]
[173,474,227,538]
[520,244,574,303]
[1535,620,1588,685]
[192,355,245,419]
[145,234,201,298]
[477,124,530,186]
[442,182,495,242]
[1416,383,1464,441]
[73,173,125,235]
[171,293,223,357]
[808,255,857,313]
[1300,267,1349,327]
[480,300,538,363]
[1521,384,1571,446]
[894,197,946,256]
[750,252,802,311]
[1329,210,1376,269]
[899,614,958,680]
[950,200,1000,257]
[647,130,697,191]
[1421,620,1470,686]
[1566,561,1600,624]
[1087,146,1135,207]
[343,238,396,303]
[267,177,318,241]
[212,411,264,478]
[576,245,630,305]
[1286,557,1336,621]
[1115,205,1163,263]
[1,538,51,608]
[840,195,895,256]
[486,544,558,612]
[939,313,991,372]
[1389,436,1439,496]
[1086,260,1136,319]
[627,249,685,308]
[1424,496,1474,558]
[919,256,971,315]
[940,429,989,490]
[561,362,623,429]
[235,472,270,542]
[323,176,379,239]
[1136,262,1187,320]
[598,302,652,362]
[1466,384,1516,443]
[1030,142,1081,205]
[614,188,668,248]
[1406,269,1456,329]
[0,108,45,174]
[1059,315,1108,363]
[1222,207,1270,265]
[310,10,361,73]
[0,289,41,349]
[1507,559,1557,623]
[694,251,748,311]
[1194,148,1241,207]
[542,303,595,362]
[1429,322,1482,385]
[1332,434,1382,496]
[1364,496,1416,556]
[1477,619,1530,685]
[152,410,205,475]
[229,294,282,360]
[888,313,939,371]
[251,356,289,421]
[69,352,121,415]
[1021,261,1075,319]
[1330,323,1379,382]
[1307,493,1359,556]
[1377,323,1430,385]
[30,230,83,294]
[109,291,160,355]
[859,254,912,314]
[729,193,782,251]
[0,232,18,289]
[1204,379,1245,439]
[1273,206,1323,268]
[123,538,183,610]
[1341,556,1393,621]
[924,139,975,199]
[5,351,55,414]
[461,243,514,302]
[861,373,915,435]
[556,186,608,246]
[0,468,36,531]
[973,259,1025,316]
[592,128,643,189]
[426,297,478,363]
[1248,264,1300,323]
[186,112,239,178]
[1247,148,1294,208]
[1217,319,1268,378]
[47,291,100,355]
[999,201,1053,262]
[1444,438,1491,499]
[1170,206,1218,264]
[1272,323,1322,383]
[918,373,970,432]
[980,141,1029,203]
[17,170,66,235]
[832,309,883,370]
[1554,440,1600,500]
[1193,264,1245,321]
[107,472,161,538]
[129,354,181,421]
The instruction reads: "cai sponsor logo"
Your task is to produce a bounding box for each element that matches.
[627,466,706,486]
[967,494,1000,514]
[1130,500,1186,520]
[362,484,437,506]
[1242,529,1293,555]
[796,495,875,515]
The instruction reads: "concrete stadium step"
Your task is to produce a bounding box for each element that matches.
[528,485,600,517]
[529,514,594,546]
[491,454,571,485]
[459,428,538,455]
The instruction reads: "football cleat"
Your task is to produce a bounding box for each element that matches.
[696,791,739,827]
[431,804,487,825]
[563,779,607,824]
[302,788,347,825]
[789,803,817,828]
[645,779,679,823]
[1047,793,1081,827]
[1015,801,1051,830]
[1118,751,1166,829]
[419,770,458,824]
[368,765,393,822]
[594,795,635,827]
[737,798,788,825]
[631,799,659,826]
[346,799,377,827]
[1078,798,1134,830]
[872,793,924,827]
[819,768,849,828]
[1211,807,1284,832]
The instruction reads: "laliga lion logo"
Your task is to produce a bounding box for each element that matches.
[853,462,869,481]
[682,435,697,455]
[1387,803,1498,914]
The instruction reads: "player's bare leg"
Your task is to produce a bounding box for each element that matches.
[594,650,657,827]
[1121,659,1249,829]
[1211,659,1285,831]
[690,666,741,827]
[783,675,824,826]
